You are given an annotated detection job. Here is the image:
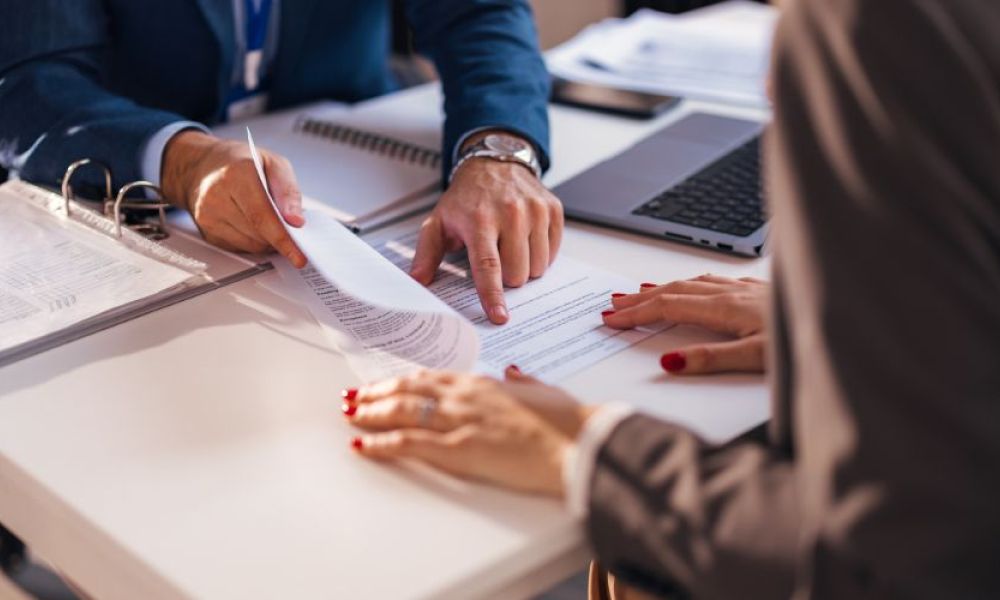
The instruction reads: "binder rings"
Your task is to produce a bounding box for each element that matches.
[0,160,271,368]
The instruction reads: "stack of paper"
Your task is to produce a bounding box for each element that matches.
[547,1,778,107]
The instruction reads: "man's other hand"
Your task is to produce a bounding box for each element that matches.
[161,130,307,268]
[410,139,563,325]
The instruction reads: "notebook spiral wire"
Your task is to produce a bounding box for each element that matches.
[295,117,442,169]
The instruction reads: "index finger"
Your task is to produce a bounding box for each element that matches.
[604,294,726,331]
[467,231,508,324]
[264,153,305,228]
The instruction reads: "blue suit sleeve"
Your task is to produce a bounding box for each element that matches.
[0,0,193,192]
[403,0,552,180]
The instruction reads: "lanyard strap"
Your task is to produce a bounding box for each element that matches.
[242,0,273,92]
[245,0,272,52]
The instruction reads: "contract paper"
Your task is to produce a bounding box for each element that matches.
[0,183,195,354]
[271,226,660,383]
[248,130,479,378]
[249,129,660,382]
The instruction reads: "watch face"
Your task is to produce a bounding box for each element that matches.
[484,134,528,154]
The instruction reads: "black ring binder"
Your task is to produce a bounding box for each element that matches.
[294,117,442,169]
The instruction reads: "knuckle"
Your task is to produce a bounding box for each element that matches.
[471,204,495,225]
[475,255,502,273]
[502,200,526,223]
[390,431,411,449]
[693,345,715,366]
[654,294,673,309]
[528,197,550,219]
[503,272,528,288]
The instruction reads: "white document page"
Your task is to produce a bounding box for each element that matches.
[369,228,664,381]
[248,131,479,379]
[271,232,662,383]
[249,129,660,382]
[0,183,194,353]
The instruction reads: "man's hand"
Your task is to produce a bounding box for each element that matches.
[410,135,563,325]
[161,130,307,267]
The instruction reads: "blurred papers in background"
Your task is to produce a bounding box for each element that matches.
[547,0,778,107]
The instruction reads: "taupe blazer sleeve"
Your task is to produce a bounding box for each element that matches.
[585,0,1000,598]
[587,415,800,598]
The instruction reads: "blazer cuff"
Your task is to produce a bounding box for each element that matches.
[140,121,210,187]
[564,403,636,520]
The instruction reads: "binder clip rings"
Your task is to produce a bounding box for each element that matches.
[61,159,171,241]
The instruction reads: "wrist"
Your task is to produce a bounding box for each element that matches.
[161,130,216,211]
[546,436,574,499]
[451,130,541,183]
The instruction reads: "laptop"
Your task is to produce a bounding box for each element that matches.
[554,113,767,256]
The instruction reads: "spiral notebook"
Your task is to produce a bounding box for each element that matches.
[213,101,443,232]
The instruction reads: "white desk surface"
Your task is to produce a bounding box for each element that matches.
[0,84,770,600]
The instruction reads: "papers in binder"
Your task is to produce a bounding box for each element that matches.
[0,177,270,367]
[0,181,197,357]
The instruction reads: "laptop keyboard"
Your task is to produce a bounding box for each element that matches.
[632,137,764,237]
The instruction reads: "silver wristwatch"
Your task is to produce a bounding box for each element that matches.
[449,133,542,182]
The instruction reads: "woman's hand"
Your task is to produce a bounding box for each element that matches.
[343,367,592,497]
[603,274,769,375]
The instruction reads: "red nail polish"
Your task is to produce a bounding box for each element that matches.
[341,388,358,401]
[640,282,657,289]
[342,402,357,417]
[611,293,626,298]
[507,364,521,373]
[601,310,616,317]
[350,437,364,451]
[660,352,687,373]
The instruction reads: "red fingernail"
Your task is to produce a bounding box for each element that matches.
[611,293,626,298]
[640,282,657,289]
[350,437,364,451]
[660,352,687,373]
[507,364,521,373]
[342,402,357,417]
[341,388,358,401]
[601,310,616,317]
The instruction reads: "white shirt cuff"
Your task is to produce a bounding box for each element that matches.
[140,121,210,187]
[563,403,637,520]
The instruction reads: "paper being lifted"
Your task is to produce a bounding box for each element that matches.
[248,129,660,382]
[248,130,480,377]
[272,220,661,382]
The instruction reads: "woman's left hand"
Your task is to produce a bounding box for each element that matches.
[344,367,592,497]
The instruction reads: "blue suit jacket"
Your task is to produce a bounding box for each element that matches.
[0,0,550,191]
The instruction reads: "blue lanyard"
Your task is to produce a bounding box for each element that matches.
[245,0,272,53]
[242,0,273,92]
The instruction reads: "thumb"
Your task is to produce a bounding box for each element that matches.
[660,334,765,375]
[263,153,305,228]
[410,216,447,285]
